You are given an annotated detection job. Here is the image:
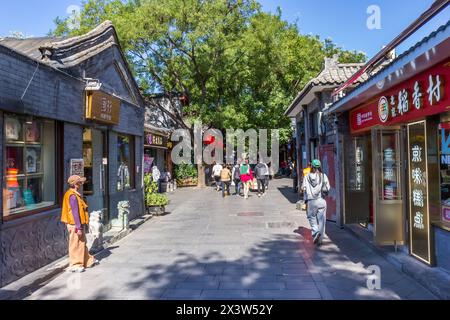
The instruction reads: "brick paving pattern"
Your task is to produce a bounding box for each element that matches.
[27,179,437,300]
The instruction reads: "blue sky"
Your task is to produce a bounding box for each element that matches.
[0,0,449,59]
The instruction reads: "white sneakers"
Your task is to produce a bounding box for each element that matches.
[91,259,100,267]
[68,266,85,273]
[67,259,99,273]
[313,232,322,245]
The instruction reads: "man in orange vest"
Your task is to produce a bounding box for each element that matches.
[61,175,98,273]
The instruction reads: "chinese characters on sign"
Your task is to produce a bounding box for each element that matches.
[408,121,431,264]
[379,73,442,123]
[86,91,120,125]
[145,133,167,147]
[356,111,373,126]
[350,60,449,134]
[100,97,113,122]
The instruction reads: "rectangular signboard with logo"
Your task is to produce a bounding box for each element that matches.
[350,59,450,134]
[144,132,168,148]
[86,91,121,125]
[407,121,433,265]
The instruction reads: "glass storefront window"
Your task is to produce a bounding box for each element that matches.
[439,123,450,224]
[380,132,401,200]
[83,128,94,195]
[346,137,366,192]
[3,114,56,217]
[144,148,157,174]
[117,135,135,191]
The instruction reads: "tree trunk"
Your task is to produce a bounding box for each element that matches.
[197,163,206,188]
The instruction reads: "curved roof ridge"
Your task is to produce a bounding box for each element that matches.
[40,20,114,51]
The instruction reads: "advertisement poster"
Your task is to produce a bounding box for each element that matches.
[70,159,84,177]
[144,154,154,174]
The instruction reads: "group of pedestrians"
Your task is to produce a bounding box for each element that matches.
[212,159,270,199]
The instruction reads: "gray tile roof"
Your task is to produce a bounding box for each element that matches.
[0,36,66,60]
[285,59,367,116]
[312,63,368,86]
[0,21,116,68]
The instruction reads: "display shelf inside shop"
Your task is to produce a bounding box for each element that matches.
[6,201,56,216]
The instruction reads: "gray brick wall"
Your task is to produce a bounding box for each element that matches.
[0,44,145,287]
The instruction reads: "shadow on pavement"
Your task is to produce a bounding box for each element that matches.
[26,226,436,300]
[277,185,298,204]
[23,178,437,301]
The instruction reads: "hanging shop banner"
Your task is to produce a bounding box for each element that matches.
[145,132,168,148]
[86,91,121,125]
[407,121,432,265]
[350,59,450,134]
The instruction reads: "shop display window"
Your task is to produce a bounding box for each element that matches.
[346,137,366,192]
[438,123,450,224]
[117,135,135,191]
[380,132,402,200]
[144,148,157,174]
[83,128,94,195]
[3,114,56,217]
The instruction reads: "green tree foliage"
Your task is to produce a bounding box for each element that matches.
[52,0,366,143]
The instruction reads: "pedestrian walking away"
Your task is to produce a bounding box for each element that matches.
[301,162,312,210]
[302,159,330,246]
[212,162,223,191]
[231,163,242,196]
[220,165,232,197]
[255,159,269,197]
[240,159,253,199]
[61,175,99,273]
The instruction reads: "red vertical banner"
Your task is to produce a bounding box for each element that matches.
[319,144,337,221]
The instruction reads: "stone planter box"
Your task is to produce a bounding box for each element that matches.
[147,205,166,216]
[176,178,198,187]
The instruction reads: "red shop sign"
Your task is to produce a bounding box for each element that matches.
[350,59,450,134]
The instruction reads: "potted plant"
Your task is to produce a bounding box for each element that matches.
[146,193,169,216]
[175,163,198,187]
[144,174,169,216]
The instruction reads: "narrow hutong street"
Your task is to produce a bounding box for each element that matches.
[27,179,436,300]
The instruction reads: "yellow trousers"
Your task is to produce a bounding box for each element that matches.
[67,224,95,268]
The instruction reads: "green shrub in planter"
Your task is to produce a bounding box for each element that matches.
[146,193,169,207]
[175,163,198,180]
[144,173,169,215]
[144,173,158,194]
[175,163,198,187]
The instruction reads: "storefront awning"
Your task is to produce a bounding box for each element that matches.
[325,21,450,116]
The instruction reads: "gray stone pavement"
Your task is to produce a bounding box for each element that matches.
[25,178,437,300]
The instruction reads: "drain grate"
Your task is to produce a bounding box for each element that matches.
[237,212,264,217]
[267,222,296,228]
